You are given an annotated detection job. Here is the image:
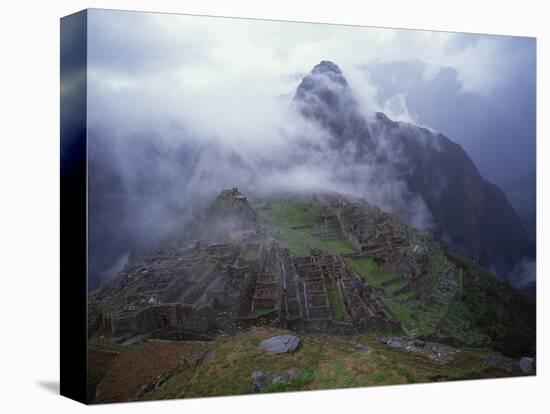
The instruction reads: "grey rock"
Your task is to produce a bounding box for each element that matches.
[388,338,403,348]
[287,369,301,378]
[355,344,371,353]
[260,335,300,354]
[251,369,302,392]
[413,339,426,348]
[484,356,517,373]
[519,357,535,374]
[251,371,266,393]
[378,336,408,348]
[485,356,500,367]
[377,337,389,344]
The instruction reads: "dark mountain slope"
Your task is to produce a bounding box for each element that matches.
[293,61,533,279]
[294,60,374,157]
[505,169,536,247]
[363,60,536,189]
[444,248,535,357]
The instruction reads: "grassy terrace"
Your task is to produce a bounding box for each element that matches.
[346,257,394,289]
[345,256,436,335]
[381,299,415,329]
[254,199,356,256]
[244,246,261,261]
[247,307,274,318]
[380,298,439,338]
[325,279,351,322]
[384,279,410,295]
[401,243,461,337]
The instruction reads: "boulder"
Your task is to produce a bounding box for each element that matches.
[377,337,389,344]
[355,344,371,353]
[377,336,407,348]
[260,335,300,354]
[413,339,426,348]
[287,369,301,378]
[251,369,302,392]
[251,371,266,393]
[519,357,535,374]
[484,356,517,373]
[387,338,403,348]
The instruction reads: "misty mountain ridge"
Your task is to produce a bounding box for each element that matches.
[363,60,536,189]
[88,60,534,290]
[504,169,536,250]
[186,60,533,285]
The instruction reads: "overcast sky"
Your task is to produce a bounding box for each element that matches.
[84,9,536,288]
[87,9,535,157]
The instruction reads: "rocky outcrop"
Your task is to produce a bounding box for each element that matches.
[259,335,301,354]
[519,356,535,374]
[250,368,303,393]
[294,60,374,156]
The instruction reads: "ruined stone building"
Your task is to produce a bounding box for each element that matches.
[89,189,457,342]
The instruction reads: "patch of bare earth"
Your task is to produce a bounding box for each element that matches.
[87,348,120,403]
[94,340,206,403]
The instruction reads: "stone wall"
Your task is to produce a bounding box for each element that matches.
[110,314,138,334]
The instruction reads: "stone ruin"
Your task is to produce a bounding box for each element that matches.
[89,189,454,342]
[90,238,401,340]
[91,238,390,337]
[316,193,430,283]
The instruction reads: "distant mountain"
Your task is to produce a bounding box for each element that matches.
[504,169,536,247]
[363,60,536,189]
[92,60,533,289]
[292,61,533,280]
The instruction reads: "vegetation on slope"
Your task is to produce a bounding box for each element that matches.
[251,195,535,356]
[253,198,356,256]
[346,257,394,288]
[136,327,511,401]
[87,192,536,403]
[325,279,351,322]
[443,249,536,357]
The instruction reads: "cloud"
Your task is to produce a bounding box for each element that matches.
[84,9,535,287]
[87,9,535,139]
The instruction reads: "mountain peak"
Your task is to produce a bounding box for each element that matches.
[294,60,352,106]
[293,60,372,152]
[312,60,342,75]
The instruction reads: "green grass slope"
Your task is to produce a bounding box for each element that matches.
[443,249,536,357]
[136,327,514,401]
[253,198,356,256]
[250,195,535,357]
